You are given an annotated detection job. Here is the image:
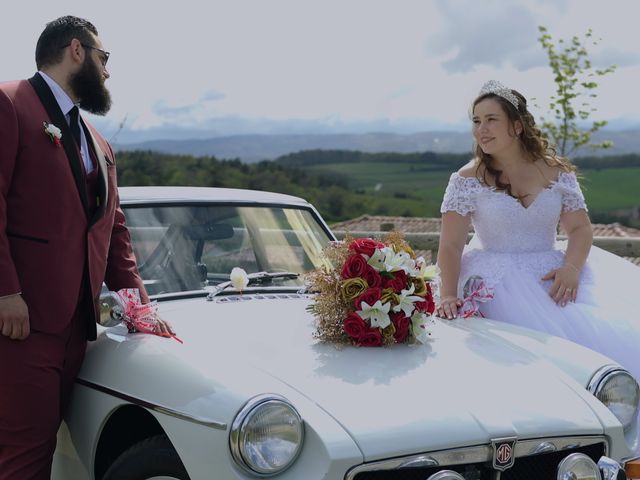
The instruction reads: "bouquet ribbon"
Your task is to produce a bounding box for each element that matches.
[116,289,183,343]
[458,281,494,319]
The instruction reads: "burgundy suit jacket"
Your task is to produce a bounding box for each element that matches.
[0,73,147,340]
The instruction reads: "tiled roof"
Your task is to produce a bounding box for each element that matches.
[332,215,640,237]
[331,216,640,266]
[590,223,640,237]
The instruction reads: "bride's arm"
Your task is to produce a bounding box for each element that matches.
[436,211,471,318]
[561,209,593,272]
[543,210,592,305]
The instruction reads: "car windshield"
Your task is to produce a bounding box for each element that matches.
[122,204,333,296]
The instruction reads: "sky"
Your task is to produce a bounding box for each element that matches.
[3,0,640,142]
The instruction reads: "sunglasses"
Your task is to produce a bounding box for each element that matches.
[61,43,110,67]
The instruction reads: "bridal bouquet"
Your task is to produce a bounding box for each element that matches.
[307,232,436,347]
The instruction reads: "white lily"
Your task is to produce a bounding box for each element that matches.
[230,267,249,291]
[411,311,432,344]
[403,258,422,277]
[384,249,412,273]
[421,263,441,282]
[357,300,391,329]
[392,283,423,317]
[366,248,387,272]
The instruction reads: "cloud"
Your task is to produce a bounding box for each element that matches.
[151,89,226,122]
[428,0,543,73]
[152,101,195,117]
[201,90,226,102]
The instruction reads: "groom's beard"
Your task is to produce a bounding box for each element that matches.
[70,57,112,115]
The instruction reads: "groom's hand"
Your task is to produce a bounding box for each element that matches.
[0,294,30,340]
[154,316,174,337]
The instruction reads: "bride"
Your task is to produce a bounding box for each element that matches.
[437,80,640,449]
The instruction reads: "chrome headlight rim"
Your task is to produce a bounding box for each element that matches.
[427,471,466,480]
[556,452,601,480]
[588,365,640,432]
[229,393,304,477]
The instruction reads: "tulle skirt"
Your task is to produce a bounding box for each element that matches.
[462,244,640,453]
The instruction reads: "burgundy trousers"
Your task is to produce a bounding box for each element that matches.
[0,303,87,480]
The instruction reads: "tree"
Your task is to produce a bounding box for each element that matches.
[537,26,616,158]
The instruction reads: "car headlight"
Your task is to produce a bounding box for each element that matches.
[588,366,640,432]
[427,471,466,480]
[229,394,304,476]
[556,453,601,480]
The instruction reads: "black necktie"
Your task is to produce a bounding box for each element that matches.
[68,106,81,146]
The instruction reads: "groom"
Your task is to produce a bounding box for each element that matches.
[0,16,166,479]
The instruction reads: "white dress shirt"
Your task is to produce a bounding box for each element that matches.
[38,71,94,174]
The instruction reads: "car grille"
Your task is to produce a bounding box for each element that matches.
[350,442,605,480]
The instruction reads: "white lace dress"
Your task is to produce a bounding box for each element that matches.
[441,171,640,426]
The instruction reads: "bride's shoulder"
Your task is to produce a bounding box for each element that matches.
[456,159,482,179]
[537,159,576,183]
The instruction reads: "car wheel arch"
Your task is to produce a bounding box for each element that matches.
[94,404,176,480]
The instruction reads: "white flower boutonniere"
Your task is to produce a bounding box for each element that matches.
[43,121,62,146]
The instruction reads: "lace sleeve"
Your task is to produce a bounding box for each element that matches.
[557,172,588,213]
[440,173,482,216]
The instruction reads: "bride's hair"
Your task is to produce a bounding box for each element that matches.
[472,90,574,196]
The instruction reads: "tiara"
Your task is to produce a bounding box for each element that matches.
[477,80,519,110]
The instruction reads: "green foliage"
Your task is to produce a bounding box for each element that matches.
[537,26,616,157]
[574,153,640,170]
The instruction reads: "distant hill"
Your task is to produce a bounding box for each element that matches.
[115,130,640,162]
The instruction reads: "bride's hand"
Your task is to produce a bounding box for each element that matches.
[436,296,463,319]
[542,264,580,306]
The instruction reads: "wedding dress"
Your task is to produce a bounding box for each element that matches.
[441,170,640,447]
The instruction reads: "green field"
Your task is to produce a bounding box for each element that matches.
[308,162,640,220]
[308,162,453,217]
[580,168,640,211]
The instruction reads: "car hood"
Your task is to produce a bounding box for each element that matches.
[85,294,609,461]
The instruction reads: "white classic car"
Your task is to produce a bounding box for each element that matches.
[53,187,640,480]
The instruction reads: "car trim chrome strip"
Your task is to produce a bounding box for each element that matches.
[75,379,227,430]
[344,436,607,480]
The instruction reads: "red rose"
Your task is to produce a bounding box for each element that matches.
[414,299,434,315]
[359,327,383,347]
[362,265,382,288]
[343,313,367,340]
[425,284,436,314]
[341,254,369,279]
[350,238,385,257]
[414,284,435,314]
[391,312,410,343]
[383,270,408,293]
[355,287,382,310]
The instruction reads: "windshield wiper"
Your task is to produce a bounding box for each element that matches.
[206,271,300,301]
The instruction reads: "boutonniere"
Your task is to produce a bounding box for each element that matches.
[43,121,62,146]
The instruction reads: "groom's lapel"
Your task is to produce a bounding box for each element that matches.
[28,73,89,218]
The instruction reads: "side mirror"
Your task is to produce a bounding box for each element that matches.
[99,291,126,327]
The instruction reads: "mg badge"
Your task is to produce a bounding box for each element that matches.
[491,437,517,471]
